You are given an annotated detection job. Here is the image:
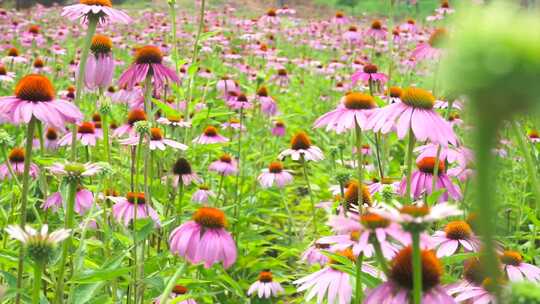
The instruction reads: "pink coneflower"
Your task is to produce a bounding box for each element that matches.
[58,122,101,147]
[431,221,479,257]
[295,249,381,304]
[84,34,114,91]
[381,86,403,104]
[0,65,15,83]
[209,154,238,176]
[366,20,387,40]
[118,46,180,90]
[2,48,27,65]
[0,148,39,180]
[256,86,278,116]
[154,285,197,304]
[120,127,187,151]
[227,93,253,110]
[279,132,324,161]
[436,1,455,15]
[257,161,293,188]
[314,92,377,133]
[412,28,448,60]
[351,63,388,86]
[398,157,462,202]
[43,188,95,215]
[366,87,457,146]
[47,162,102,178]
[110,192,160,227]
[301,242,331,266]
[169,158,201,188]
[453,283,495,304]
[191,185,215,204]
[272,68,290,87]
[0,74,82,128]
[169,207,237,269]
[343,26,362,44]
[156,115,191,128]
[365,246,455,304]
[216,77,238,97]
[61,0,131,24]
[271,120,286,137]
[260,8,279,25]
[192,126,229,144]
[43,127,61,150]
[221,118,245,131]
[276,5,296,15]
[500,250,540,282]
[370,202,462,226]
[332,11,349,25]
[415,144,473,168]
[113,108,147,137]
[247,271,284,299]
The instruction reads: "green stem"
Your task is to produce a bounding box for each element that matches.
[1,148,21,188]
[372,236,389,275]
[355,253,364,303]
[15,117,37,304]
[54,180,77,304]
[411,231,422,304]
[511,121,540,212]
[354,121,364,213]
[102,113,111,164]
[176,182,184,223]
[143,74,153,122]
[233,108,244,235]
[70,16,98,160]
[32,262,43,304]
[431,101,454,194]
[301,155,317,235]
[159,263,186,304]
[405,126,416,204]
[185,0,206,119]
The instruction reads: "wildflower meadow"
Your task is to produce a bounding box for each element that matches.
[0,0,540,303]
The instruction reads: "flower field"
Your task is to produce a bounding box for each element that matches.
[0,0,540,303]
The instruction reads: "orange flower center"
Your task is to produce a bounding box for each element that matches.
[193,207,226,229]
[126,192,146,204]
[330,248,356,265]
[390,246,442,291]
[33,58,44,68]
[464,258,486,285]
[336,12,344,18]
[80,0,112,7]
[127,109,147,125]
[268,161,284,173]
[15,74,55,102]
[77,122,95,134]
[344,181,372,207]
[428,28,448,49]
[173,158,192,175]
[315,242,330,249]
[343,92,376,110]
[387,86,403,98]
[150,128,163,140]
[203,126,218,137]
[291,132,312,150]
[417,157,445,174]
[529,130,539,139]
[135,46,163,64]
[444,221,472,240]
[277,69,287,76]
[28,25,40,34]
[91,34,113,54]
[275,121,285,128]
[361,213,390,229]
[257,86,269,97]
[371,20,382,30]
[401,87,435,109]
[400,205,430,218]
[8,148,25,163]
[500,251,522,266]
[236,94,248,102]
[46,128,58,140]
[348,26,358,32]
[0,66,7,75]
[8,48,19,57]
[363,64,378,74]
[350,230,360,241]
[172,285,187,295]
[259,271,273,282]
[266,8,277,17]
[219,154,232,163]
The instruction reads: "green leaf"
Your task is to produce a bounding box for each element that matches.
[71,283,104,303]
[151,98,181,118]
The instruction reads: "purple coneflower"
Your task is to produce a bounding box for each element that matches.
[366,20,387,40]
[58,122,101,147]
[279,132,324,161]
[110,192,160,227]
[257,161,293,188]
[113,108,147,137]
[84,34,114,91]
[247,271,284,299]
[365,246,455,303]
[43,127,61,150]
[209,154,238,176]
[227,93,252,110]
[43,187,95,215]
[169,158,201,188]
[271,120,286,137]
[500,250,540,282]
[191,185,215,204]
[256,86,279,116]
[62,0,131,24]
[431,221,479,257]
[120,127,187,151]
[119,45,179,90]
[352,63,388,86]
[0,65,15,83]
[412,28,448,61]
[366,87,457,146]
[301,242,331,266]
[314,92,377,133]
[169,207,237,269]
[398,157,462,202]
[0,148,39,180]
[154,285,197,304]
[192,126,229,144]
[0,74,82,128]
